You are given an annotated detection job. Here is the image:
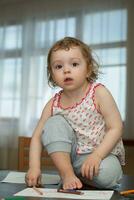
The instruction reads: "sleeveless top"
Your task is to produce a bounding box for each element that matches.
[51,82,125,165]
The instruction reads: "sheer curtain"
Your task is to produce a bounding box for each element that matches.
[0,0,130,169]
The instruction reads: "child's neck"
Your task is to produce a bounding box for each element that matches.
[61,82,90,107]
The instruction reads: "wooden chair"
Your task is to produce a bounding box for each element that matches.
[18,136,56,171]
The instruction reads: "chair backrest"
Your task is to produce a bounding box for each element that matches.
[18,136,55,171]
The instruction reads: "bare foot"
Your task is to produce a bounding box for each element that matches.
[62,174,83,189]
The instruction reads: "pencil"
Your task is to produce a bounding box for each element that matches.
[57,188,84,195]
[120,189,134,195]
[33,186,44,195]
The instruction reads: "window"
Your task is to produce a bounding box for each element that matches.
[83,9,127,120]
[36,17,76,48]
[0,25,22,118]
[0,10,127,120]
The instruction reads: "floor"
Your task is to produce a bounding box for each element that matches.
[123,145,134,175]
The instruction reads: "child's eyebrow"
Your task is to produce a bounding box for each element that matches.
[51,60,62,66]
[71,57,80,60]
[51,56,81,66]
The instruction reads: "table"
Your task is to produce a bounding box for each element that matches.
[0,170,134,200]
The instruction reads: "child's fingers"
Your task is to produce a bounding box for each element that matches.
[81,164,87,178]
[25,174,32,186]
[28,179,37,187]
[83,165,97,180]
[89,166,94,180]
[25,174,38,187]
[37,175,42,186]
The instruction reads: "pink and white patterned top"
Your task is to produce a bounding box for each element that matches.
[52,82,125,165]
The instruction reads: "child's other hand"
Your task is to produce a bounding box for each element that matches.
[25,168,41,187]
[81,152,102,180]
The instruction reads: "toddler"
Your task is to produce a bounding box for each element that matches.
[26,37,125,190]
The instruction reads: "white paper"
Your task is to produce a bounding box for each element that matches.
[14,188,114,200]
[1,171,60,185]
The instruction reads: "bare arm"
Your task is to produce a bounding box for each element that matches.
[93,85,123,159]
[26,98,53,186]
[81,85,123,179]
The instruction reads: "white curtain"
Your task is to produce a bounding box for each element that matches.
[0,0,132,169]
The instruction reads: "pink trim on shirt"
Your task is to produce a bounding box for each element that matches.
[56,84,92,110]
[51,94,58,115]
[91,83,104,114]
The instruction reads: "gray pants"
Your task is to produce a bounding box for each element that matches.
[42,115,123,190]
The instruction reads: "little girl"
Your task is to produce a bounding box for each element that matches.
[26,37,125,190]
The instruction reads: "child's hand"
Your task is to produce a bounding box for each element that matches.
[81,152,102,180]
[25,168,41,187]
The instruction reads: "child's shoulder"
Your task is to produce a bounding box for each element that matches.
[93,82,112,99]
[91,82,105,93]
[91,82,104,89]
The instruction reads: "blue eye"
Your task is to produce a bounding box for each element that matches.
[72,62,79,67]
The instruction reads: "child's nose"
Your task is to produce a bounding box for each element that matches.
[63,65,71,73]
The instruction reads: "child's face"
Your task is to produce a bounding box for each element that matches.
[50,47,90,91]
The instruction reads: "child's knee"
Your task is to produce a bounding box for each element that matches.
[43,115,73,136]
[42,115,75,154]
[43,115,67,131]
[95,168,122,188]
[93,155,123,188]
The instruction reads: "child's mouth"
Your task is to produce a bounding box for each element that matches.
[64,77,73,82]
[64,77,74,84]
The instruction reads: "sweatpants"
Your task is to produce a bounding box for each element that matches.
[42,115,123,190]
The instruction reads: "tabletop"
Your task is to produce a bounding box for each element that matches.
[0,170,134,200]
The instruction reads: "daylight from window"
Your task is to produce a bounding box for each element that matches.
[0,9,127,120]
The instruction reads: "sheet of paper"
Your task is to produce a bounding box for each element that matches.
[14,188,114,200]
[1,171,60,185]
